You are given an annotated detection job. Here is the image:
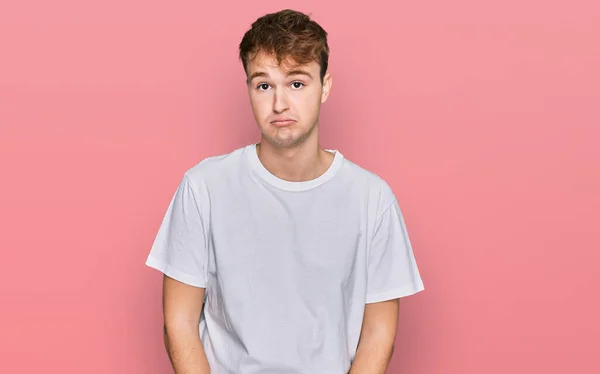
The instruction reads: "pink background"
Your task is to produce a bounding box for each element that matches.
[1,0,599,372]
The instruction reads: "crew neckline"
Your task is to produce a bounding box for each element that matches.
[246,143,344,192]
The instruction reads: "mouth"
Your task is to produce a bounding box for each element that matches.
[270,118,296,127]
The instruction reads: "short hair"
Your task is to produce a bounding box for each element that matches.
[238,9,330,82]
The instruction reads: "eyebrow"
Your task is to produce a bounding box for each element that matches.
[248,69,314,83]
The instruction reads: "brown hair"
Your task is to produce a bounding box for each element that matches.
[239,9,330,82]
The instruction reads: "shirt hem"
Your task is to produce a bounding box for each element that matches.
[145,255,207,288]
[365,282,424,304]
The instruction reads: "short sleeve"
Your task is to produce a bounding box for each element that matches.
[366,199,424,303]
[145,174,208,288]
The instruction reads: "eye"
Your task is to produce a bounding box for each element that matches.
[291,81,304,89]
[257,83,270,91]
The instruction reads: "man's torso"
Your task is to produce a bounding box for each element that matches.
[186,144,391,373]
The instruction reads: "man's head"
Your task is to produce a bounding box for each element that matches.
[239,9,332,149]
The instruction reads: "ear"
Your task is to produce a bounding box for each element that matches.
[320,72,333,104]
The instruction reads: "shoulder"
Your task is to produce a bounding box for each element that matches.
[182,145,248,187]
[341,156,397,216]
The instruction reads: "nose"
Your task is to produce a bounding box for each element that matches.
[273,89,289,114]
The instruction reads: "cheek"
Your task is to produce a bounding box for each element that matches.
[292,92,318,112]
[296,95,320,118]
[249,96,269,118]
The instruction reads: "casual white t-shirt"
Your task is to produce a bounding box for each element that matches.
[146,143,424,374]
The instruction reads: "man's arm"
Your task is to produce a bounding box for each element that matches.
[349,299,400,374]
[162,275,210,374]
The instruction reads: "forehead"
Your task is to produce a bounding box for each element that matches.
[246,51,318,75]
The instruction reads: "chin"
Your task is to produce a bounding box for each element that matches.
[265,136,299,148]
[262,132,305,149]
[259,121,315,148]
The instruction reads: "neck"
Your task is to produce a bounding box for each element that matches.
[256,136,334,183]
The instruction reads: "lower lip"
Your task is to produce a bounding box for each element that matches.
[271,120,296,127]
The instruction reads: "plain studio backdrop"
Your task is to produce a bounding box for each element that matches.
[1,1,598,373]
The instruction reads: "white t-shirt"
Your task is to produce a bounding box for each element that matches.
[146,143,424,373]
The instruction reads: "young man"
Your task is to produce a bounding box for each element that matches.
[146,9,424,374]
